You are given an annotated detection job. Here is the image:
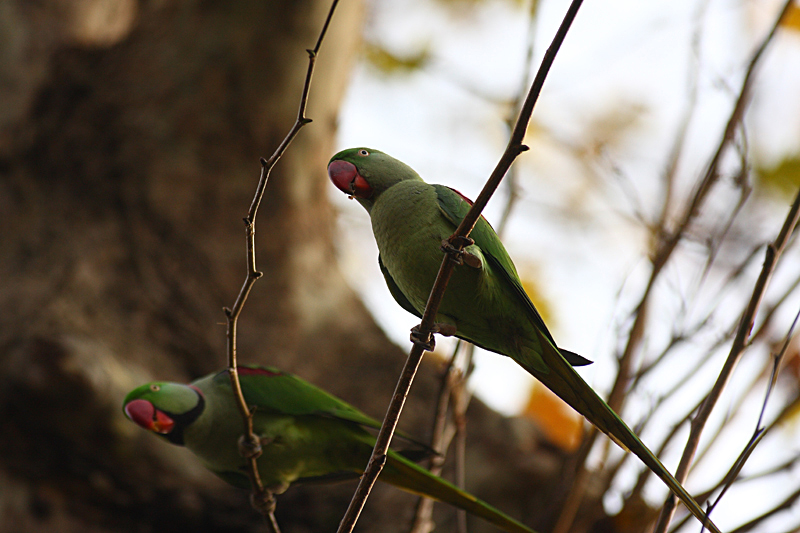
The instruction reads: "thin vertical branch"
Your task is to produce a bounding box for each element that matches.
[221,1,340,528]
[451,370,470,533]
[336,2,586,531]
[655,0,710,231]
[497,0,541,235]
[409,344,464,533]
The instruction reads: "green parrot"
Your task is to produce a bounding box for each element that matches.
[123,365,536,533]
[328,147,720,533]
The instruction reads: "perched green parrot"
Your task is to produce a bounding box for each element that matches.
[328,147,720,533]
[123,365,536,533]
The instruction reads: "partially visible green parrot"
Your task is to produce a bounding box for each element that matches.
[123,365,536,533]
[328,147,720,533]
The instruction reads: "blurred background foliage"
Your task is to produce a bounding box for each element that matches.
[0,0,798,532]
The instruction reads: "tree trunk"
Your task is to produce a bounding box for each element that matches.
[0,1,583,532]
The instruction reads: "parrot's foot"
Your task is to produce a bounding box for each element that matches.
[410,323,457,352]
[250,489,277,515]
[238,433,263,460]
[410,326,435,351]
[441,237,481,268]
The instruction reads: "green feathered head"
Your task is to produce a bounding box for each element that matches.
[123,381,205,446]
[328,147,423,211]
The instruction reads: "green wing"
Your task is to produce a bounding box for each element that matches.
[432,185,591,367]
[231,366,384,428]
[379,254,422,318]
[230,366,430,449]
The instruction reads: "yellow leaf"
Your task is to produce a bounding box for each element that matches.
[756,157,800,198]
[523,382,583,452]
[363,43,429,75]
[520,274,554,329]
[781,3,800,32]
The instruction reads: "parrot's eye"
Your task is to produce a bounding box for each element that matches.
[150,384,161,392]
[358,149,369,156]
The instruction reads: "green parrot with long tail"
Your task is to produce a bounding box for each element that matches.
[328,147,720,533]
[123,365,536,533]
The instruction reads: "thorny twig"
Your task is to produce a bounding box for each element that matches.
[336,2,586,531]
[221,1,340,529]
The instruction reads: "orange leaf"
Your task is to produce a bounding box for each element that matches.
[523,382,584,452]
[781,3,800,32]
[520,274,555,328]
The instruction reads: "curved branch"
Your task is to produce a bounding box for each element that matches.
[222,1,340,529]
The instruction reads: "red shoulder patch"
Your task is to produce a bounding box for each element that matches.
[238,366,284,377]
[447,187,474,205]
[445,186,493,228]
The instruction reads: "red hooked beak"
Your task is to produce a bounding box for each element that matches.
[124,399,175,434]
[328,160,372,199]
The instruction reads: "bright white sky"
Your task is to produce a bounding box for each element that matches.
[330,0,800,529]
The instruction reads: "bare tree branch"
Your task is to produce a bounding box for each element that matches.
[654,165,800,533]
[410,7,545,524]
[409,343,467,533]
[221,1,340,528]
[655,0,711,231]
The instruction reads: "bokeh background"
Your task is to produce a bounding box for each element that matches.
[1,1,799,532]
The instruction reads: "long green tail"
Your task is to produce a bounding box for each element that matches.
[381,452,536,533]
[520,333,719,533]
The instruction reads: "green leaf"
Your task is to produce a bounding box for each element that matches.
[757,157,800,198]
[363,43,429,75]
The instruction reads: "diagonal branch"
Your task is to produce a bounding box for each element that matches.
[220,1,340,529]
[335,1,586,531]
[409,341,475,533]
[411,6,542,524]
[608,0,793,427]
[705,309,799,514]
[653,174,799,533]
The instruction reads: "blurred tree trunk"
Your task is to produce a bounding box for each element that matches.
[0,1,585,532]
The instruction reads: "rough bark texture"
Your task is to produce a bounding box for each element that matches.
[0,1,585,532]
